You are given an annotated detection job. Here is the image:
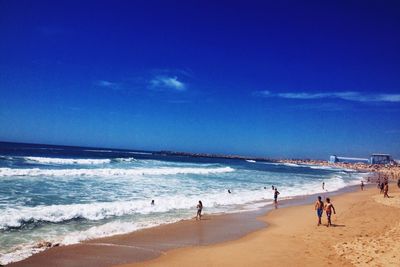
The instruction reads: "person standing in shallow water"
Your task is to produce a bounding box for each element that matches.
[196,200,203,220]
[274,188,280,203]
[361,181,364,191]
[314,196,324,226]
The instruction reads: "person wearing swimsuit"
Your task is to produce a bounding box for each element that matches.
[314,196,324,226]
[325,197,336,227]
[196,200,203,220]
[274,188,280,203]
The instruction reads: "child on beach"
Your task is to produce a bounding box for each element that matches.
[324,198,336,227]
[196,200,203,220]
[314,196,324,226]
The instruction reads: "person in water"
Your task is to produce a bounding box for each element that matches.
[361,181,364,191]
[322,182,325,190]
[196,200,203,220]
[324,197,336,227]
[314,196,324,226]
[272,185,275,190]
[274,188,280,203]
[228,189,231,194]
[151,200,155,205]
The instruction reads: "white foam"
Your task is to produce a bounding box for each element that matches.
[0,245,46,266]
[282,163,301,167]
[0,166,234,177]
[24,157,111,165]
[114,157,136,162]
[127,151,153,155]
[0,200,170,230]
[245,160,256,163]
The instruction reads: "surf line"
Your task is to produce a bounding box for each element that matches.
[86,242,168,255]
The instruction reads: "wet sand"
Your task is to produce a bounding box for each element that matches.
[120,183,400,267]
[8,208,267,267]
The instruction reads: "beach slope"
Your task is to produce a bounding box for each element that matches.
[121,185,400,267]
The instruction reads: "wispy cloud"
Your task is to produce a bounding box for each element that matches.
[149,76,186,91]
[95,80,121,90]
[255,91,400,103]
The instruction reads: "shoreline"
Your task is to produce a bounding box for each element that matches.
[8,178,367,267]
[123,182,400,267]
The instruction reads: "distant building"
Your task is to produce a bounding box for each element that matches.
[329,153,393,164]
[329,155,338,163]
[370,154,392,164]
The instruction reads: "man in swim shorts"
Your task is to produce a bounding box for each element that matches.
[325,197,336,227]
[314,196,324,226]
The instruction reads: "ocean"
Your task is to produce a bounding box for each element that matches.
[0,142,365,265]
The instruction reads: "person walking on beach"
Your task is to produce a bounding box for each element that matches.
[397,178,400,189]
[380,182,384,194]
[383,182,389,198]
[274,188,280,203]
[361,181,364,191]
[196,200,203,220]
[314,196,324,226]
[324,198,336,227]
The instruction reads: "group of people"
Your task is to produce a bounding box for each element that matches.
[195,186,281,221]
[314,196,336,227]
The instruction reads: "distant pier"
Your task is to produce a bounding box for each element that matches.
[329,154,393,164]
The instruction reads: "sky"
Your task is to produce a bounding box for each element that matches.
[0,0,400,159]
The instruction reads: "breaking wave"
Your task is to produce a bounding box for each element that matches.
[0,166,235,177]
[24,157,111,165]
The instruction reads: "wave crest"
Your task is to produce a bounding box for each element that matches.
[24,157,111,165]
[0,166,234,177]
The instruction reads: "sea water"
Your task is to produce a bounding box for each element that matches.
[0,142,365,264]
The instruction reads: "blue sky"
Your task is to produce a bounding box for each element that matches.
[0,0,399,159]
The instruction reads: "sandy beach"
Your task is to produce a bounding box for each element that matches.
[6,165,400,267]
[118,183,400,267]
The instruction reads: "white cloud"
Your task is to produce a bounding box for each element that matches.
[95,80,120,90]
[256,90,400,103]
[149,76,186,91]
